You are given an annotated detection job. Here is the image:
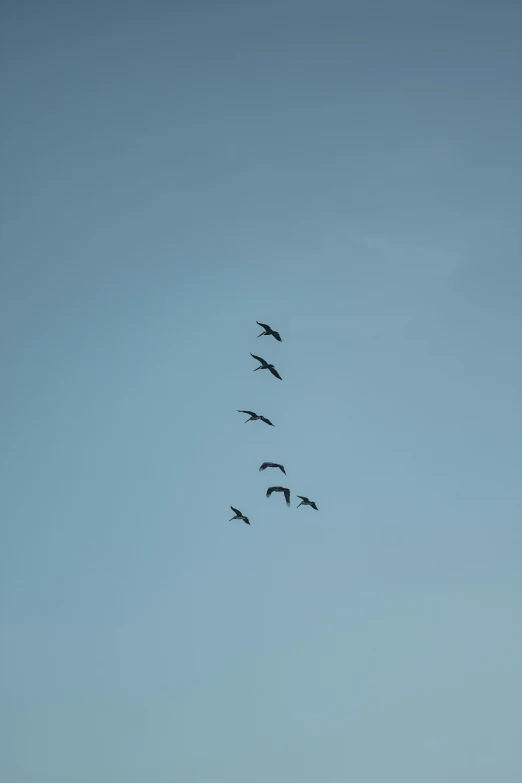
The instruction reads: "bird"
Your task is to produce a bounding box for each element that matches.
[250,353,282,380]
[237,410,274,426]
[266,486,291,506]
[297,495,318,510]
[259,461,286,475]
[229,506,250,525]
[256,321,282,342]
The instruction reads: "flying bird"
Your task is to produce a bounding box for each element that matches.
[256,321,282,342]
[250,353,282,380]
[266,486,291,506]
[259,461,286,475]
[297,495,318,510]
[229,506,250,525]
[237,410,274,426]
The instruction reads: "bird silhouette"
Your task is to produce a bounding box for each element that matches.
[296,495,318,510]
[256,321,282,342]
[237,410,274,426]
[250,353,282,380]
[266,486,291,506]
[259,461,286,474]
[229,506,250,525]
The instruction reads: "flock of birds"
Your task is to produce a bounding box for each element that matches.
[230,321,318,526]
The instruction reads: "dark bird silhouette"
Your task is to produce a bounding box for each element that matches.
[250,353,282,380]
[237,410,274,426]
[229,506,250,525]
[297,495,318,510]
[256,321,282,342]
[266,486,291,506]
[259,461,286,475]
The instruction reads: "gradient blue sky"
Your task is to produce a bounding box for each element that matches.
[1,1,521,781]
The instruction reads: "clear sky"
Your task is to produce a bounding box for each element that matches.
[1,1,521,781]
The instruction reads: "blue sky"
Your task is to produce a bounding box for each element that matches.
[1,1,521,781]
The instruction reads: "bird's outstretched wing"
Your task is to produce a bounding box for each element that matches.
[256,321,270,331]
[230,506,242,515]
[238,410,256,417]
[260,462,285,472]
[272,330,282,342]
[250,353,268,365]
[243,517,250,525]
[310,502,318,510]
[266,487,276,497]
[283,488,290,506]
[260,416,274,426]
[297,496,307,501]
[269,367,282,380]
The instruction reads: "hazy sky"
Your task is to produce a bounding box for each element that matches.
[1,1,521,781]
